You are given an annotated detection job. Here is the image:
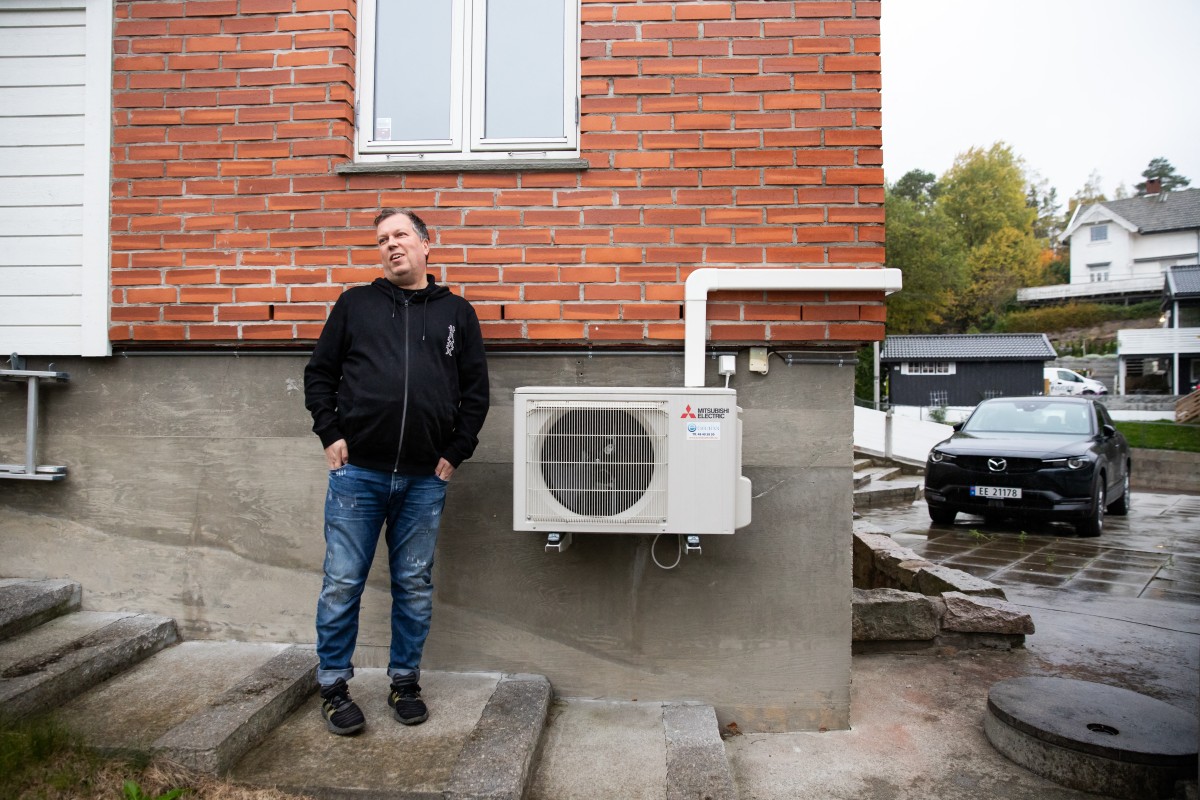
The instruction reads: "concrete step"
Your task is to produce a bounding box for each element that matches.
[0,578,81,641]
[0,610,177,720]
[529,699,736,800]
[853,477,923,511]
[852,458,873,472]
[52,641,317,775]
[230,670,551,800]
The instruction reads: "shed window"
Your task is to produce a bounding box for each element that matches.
[900,362,956,375]
[356,0,579,163]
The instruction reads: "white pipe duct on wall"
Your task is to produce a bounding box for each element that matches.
[683,267,903,387]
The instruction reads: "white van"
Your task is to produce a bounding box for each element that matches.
[1044,367,1108,396]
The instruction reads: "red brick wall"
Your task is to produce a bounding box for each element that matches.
[109,0,885,345]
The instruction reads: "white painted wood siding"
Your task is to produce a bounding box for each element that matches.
[0,0,111,356]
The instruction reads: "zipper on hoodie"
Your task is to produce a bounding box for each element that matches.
[393,292,411,473]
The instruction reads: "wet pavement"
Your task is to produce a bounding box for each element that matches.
[725,493,1200,799]
[865,492,1200,604]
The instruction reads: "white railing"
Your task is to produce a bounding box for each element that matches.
[853,406,952,467]
[1017,275,1165,304]
[1117,327,1200,356]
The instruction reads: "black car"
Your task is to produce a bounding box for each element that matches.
[924,397,1131,537]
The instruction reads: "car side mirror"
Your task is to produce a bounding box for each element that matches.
[1102,424,1117,438]
[951,422,964,431]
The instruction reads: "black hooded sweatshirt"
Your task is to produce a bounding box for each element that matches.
[304,277,490,474]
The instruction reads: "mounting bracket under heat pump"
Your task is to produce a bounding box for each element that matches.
[512,386,752,535]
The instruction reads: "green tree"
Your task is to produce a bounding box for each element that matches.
[1135,157,1191,195]
[892,168,939,205]
[884,179,967,334]
[1065,169,1107,223]
[955,226,1044,326]
[1026,177,1062,242]
[935,144,1043,326]
[938,143,1036,250]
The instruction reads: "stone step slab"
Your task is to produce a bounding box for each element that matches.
[853,478,923,510]
[154,644,318,775]
[231,669,549,800]
[0,578,81,641]
[51,640,307,771]
[530,698,736,800]
[0,610,177,720]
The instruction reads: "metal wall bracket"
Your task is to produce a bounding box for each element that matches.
[683,535,702,556]
[1,354,70,481]
[545,532,572,553]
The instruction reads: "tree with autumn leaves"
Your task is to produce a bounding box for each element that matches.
[886,151,1195,335]
[885,142,1045,333]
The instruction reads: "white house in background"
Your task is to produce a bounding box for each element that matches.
[1017,185,1200,305]
[1117,264,1200,395]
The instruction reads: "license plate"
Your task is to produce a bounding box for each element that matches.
[971,486,1021,499]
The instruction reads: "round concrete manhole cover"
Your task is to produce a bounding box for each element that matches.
[984,677,1197,799]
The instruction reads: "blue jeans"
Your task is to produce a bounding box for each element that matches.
[315,464,447,687]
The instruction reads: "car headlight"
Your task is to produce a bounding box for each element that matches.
[929,450,955,464]
[1044,456,1089,470]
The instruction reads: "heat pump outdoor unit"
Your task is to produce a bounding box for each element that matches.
[513,386,752,535]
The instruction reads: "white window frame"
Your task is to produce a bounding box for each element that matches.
[1089,224,1108,242]
[901,362,956,376]
[356,0,580,163]
[1087,262,1110,282]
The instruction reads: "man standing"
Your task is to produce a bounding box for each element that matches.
[304,209,489,735]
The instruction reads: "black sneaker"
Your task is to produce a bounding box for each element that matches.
[388,678,428,725]
[319,678,365,735]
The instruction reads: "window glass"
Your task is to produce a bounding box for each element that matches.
[484,0,565,139]
[1090,225,1108,242]
[374,1,454,142]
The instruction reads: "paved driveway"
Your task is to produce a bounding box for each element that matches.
[725,493,1200,800]
[863,492,1200,603]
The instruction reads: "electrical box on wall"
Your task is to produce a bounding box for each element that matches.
[512,386,752,535]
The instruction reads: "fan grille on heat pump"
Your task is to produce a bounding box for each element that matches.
[530,404,667,522]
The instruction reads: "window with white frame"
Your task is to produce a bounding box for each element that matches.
[1087,262,1110,282]
[357,0,580,162]
[900,362,956,375]
[1089,224,1108,242]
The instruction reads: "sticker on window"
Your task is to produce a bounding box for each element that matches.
[375,118,392,141]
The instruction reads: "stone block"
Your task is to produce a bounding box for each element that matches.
[941,592,1034,635]
[852,588,939,641]
[914,565,1007,599]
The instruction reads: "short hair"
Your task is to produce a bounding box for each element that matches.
[373,208,429,242]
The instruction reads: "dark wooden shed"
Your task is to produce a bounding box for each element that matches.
[881,334,1057,407]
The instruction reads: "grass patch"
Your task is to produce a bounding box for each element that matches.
[0,715,310,800]
[1114,421,1200,453]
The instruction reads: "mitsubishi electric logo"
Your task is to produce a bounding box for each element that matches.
[988,458,1007,472]
[680,405,728,419]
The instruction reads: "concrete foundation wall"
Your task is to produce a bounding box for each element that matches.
[1129,448,1200,494]
[0,352,854,732]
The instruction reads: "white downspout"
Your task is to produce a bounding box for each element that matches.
[684,268,903,388]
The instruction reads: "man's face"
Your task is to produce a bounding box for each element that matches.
[377,213,430,289]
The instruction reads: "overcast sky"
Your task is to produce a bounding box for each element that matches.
[880,0,1200,202]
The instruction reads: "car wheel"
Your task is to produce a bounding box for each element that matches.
[928,505,957,524]
[1082,389,1096,395]
[1107,469,1131,516]
[1076,479,1105,537]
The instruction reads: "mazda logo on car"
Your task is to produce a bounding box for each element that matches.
[988,458,1007,472]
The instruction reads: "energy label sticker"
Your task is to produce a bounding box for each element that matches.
[685,421,721,440]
